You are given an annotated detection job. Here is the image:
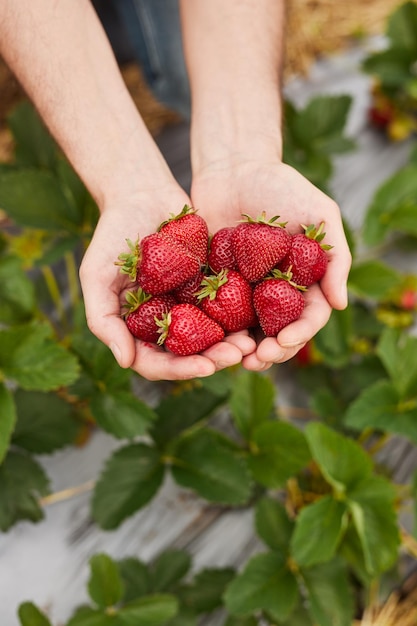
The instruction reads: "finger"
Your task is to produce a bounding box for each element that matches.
[255,337,306,364]
[201,340,245,370]
[223,331,257,356]
[241,351,273,371]
[318,209,352,311]
[132,341,216,381]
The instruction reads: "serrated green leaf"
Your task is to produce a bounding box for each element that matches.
[0,450,49,531]
[344,379,417,444]
[348,476,400,576]
[151,385,227,449]
[67,606,119,626]
[198,368,234,396]
[348,260,403,300]
[12,389,78,454]
[255,497,294,552]
[178,568,235,613]
[90,391,156,440]
[0,255,35,323]
[171,429,251,505]
[151,549,191,593]
[314,308,352,367]
[164,607,198,626]
[290,496,348,568]
[229,370,275,440]
[387,0,417,53]
[92,443,165,529]
[0,383,16,464]
[18,602,53,626]
[224,552,298,621]
[302,558,354,626]
[8,101,57,170]
[118,594,178,626]
[305,422,372,493]
[56,157,89,224]
[376,327,417,397]
[248,421,311,488]
[118,558,151,603]
[362,48,414,87]
[88,554,124,609]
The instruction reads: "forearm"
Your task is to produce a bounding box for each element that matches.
[179,0,285,172]
[0,0,174,210]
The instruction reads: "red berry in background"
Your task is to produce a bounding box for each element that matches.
[232,213,291,283]
[156,303,225,356]
[158,204,209,265]
[208,226,238,273]
[399,288,417,311]
[253,270,306,336]
[124,288,177,343]
[137,232,201,295]
[172,270,205,307]
[279,223,331,287]
[197,269,257,333]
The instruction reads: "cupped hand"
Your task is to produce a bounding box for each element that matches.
[190,159,352,370]
[79,185,256,381]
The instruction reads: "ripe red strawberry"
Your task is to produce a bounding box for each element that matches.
[197,269,256,333]
[279,223,331,286]
[124,288,177,343]
[129,232,201,295]
[172,270,205,307]
[253,270,306,336]
[156,303,224,355]
[158,204,209,264]
[232,213,291,283]
[208,227,238,273]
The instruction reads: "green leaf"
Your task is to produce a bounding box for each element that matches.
[344,379,417,444]
[255,497,294,552]
[224,552,298,621]
[348,476,400,576]
[0,322,80,391]
[0,169,80,231]
[118,558,151,603]
[88,553,124,608]
[229,370,275,440]
[302,558,354,626]
[8,101,57,170]
[67,607,119,626]
[387,0,417,54]
[305,422,372,493]
[293,95,352,147]
[0,450,49,531]
[171,429,252,505]
[362,165,417,246]
[18,602,53,626]
[290,496,348,567]
[0,254,35,323]
[268,603,313,626]
[178,568,235,613]
[223,617,258,626]
[90,391,157,440]
[151,385,227,449]
[0,383,16,464]
[314,308,352,367]
[56,157,89,224]
[164,608,198,626]
[376,327,417,397]
[348,260,403,300]
[248,421,311,488]
[198,368,234,396]
[12,389,78,454]
[362,48,414,87]
[92,443,165,530]
[151,549,192,592]
[118,594,178,626]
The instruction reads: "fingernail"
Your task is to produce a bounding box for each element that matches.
[110,342,122,365]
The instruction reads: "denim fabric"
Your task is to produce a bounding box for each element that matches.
[113,0,191,119]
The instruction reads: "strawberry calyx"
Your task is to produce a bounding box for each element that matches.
[115,238,141,281]
[301,223,333,251]
[155,311,171,346]
[122,287,152,317]
[157,204,197,230]
[266,267,308,291]
[196,268,229,302]
[240,211,288,228]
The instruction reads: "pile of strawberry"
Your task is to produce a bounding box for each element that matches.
[116,205,331,356]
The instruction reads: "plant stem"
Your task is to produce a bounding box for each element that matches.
[41,264,68,329]
[65,250,80,310]
[39,479,95,506]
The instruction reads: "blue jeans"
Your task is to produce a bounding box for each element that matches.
[113,0,191,120]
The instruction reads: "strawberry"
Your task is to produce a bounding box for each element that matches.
[279,223,331,287]
[158,204,209,264]
[124,288,177,343]
[232,213,291,283]
[196,268,256,333]
[172,270,205,307]
[208,227,238,273]
[253,269,306,336]
[135,232,201,295]
[156,303,224,355]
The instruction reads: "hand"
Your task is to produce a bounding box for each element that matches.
[190,158,352,370]
[79,184,256,381]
